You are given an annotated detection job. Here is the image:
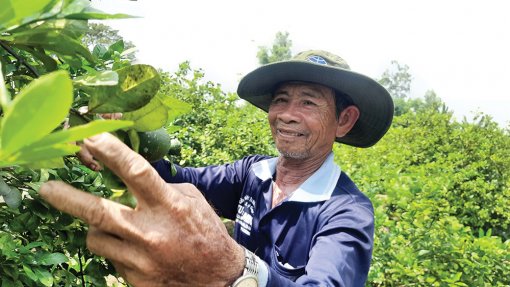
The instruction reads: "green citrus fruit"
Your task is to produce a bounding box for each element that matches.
[137,128,172,162]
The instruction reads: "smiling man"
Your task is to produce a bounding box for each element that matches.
[153,50,394,286]
[41,50,394,287]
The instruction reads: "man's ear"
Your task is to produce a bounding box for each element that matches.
[336,105,360,138]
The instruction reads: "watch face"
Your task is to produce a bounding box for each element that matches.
[233,276,258,287]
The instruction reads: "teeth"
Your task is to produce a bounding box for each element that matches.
[279,129,302,136]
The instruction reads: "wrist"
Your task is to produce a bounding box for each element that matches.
[225,243,246,286]
[230,247,269,287]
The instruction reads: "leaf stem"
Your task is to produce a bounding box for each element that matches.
[0,40,40,78]
[78,248,86,287]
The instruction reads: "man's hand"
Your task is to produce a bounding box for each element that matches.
[40,133,244,286]
[74,110,123,171]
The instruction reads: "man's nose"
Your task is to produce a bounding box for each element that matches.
[277,101,301,123]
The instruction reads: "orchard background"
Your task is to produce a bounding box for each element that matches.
[0,1,509,286]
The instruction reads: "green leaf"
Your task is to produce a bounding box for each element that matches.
[38,252,68,265]
[19,241,46,253]
[0,70,72,159]
[74,70,118,87]
[22,157,65,169]
[2,187,22,208]
[166,125,182,134]
[22,265,38,281]
[25,47,58,72]
[102,167,126,190]
[0,62,11,112]
[9,18,88,39]
[33,268,53,286]
[87,64,161,113]
[108,40,125,54]
[110,190,137,208]
[68,111,89,127]
[4,29,95,63]
[159,95,192,122]
[23,120,133,150]
[0,0,61,32]
[1,278,18,287]
[0,175,10,196]
[59,0,136,20]
[127,129,140,153]
[63,12,136,20]
[122,97,168,132]
[0,144,80,168]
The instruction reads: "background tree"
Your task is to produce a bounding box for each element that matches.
[158,63,276,167]
[82,23,137,61]
[81,23,135,50]
[336,60,510,286]
[257,31,292,65]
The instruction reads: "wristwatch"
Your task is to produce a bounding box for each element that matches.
[231,247,259,287]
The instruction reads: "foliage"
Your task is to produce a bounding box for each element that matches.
[334,76,510,286]
[158,62,277,167]
[82,23,136,51]
[378,60,412,100]
[257,31,293,65]
[0,0,188,285]
[0,2,508,286]
[378,61,452,117]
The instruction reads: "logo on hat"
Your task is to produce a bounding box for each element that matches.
[306,55,327,65]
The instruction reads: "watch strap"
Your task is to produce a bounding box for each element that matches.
[231,247,259,287]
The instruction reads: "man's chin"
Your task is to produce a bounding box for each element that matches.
[278,150,310,160]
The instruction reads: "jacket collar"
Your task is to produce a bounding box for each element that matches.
[252,152,341,202]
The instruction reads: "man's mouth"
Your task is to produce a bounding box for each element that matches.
[277,129,305,137]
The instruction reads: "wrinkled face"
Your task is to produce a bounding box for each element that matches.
[268,82,339,159]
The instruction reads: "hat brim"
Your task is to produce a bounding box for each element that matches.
[237,61,394,148]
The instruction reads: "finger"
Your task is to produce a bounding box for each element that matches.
[87,227,152,273]
[76,144,101,171]
[39,181,142,239]
[83,133,167,206]
[100,113,123,120]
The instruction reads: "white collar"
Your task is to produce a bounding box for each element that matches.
[252,153,341,202]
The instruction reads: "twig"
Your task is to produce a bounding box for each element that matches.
[78,248,86,287]
[69,108,93,123]
[0,40,40,78]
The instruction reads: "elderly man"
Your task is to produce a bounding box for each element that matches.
[41,50,393,286]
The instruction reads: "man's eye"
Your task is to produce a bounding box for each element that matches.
[272,98,286,104]
[303,100,316,106]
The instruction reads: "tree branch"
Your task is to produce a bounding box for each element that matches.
[78,248,86,287]
[0,40,40,78]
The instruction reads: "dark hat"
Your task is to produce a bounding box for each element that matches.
[237,50,394,148]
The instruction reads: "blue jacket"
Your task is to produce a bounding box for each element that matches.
[153,153,374,286]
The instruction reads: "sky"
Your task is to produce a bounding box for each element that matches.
[91,0,510,128]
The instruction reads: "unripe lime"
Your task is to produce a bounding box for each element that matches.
[137,128,172,162]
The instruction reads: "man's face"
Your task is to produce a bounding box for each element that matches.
[268,82,339,160]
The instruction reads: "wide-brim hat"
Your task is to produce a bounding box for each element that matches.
[237,50,394,148]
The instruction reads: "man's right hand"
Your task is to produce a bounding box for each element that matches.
[75,111,123,171]
[40,133,245,286]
